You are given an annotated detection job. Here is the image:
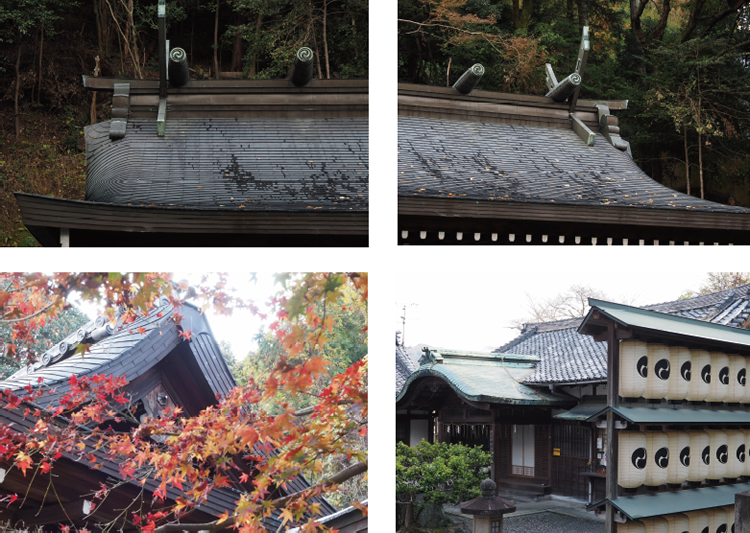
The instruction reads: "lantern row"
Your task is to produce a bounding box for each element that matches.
[618,506,734,533]
[619,430,750,489]
[620,340,749,403]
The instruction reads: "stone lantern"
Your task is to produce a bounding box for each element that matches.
[459,479,516,533]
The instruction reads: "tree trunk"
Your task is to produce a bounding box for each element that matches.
[91,55,101,125]
[247,13,262,77]
[230,12,243,72]
[684,126,691,196]
[681,0,709,43]
[512,0,535,30]
[127,0,141,78]
[93,0,103,51]
[14,38,22,138]
[37,25,44,104]
[577,0,588,26]
[213,0,220,79]
[567,0,574,20]
[323,0,330,79]
[309,1,323,79]
[699,131,704,199]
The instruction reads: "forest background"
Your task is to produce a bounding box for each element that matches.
[0,0,368,246]
[398,0,750,210]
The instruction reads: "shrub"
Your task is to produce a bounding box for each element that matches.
[396,440,492,505]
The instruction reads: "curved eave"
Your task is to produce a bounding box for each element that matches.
[399,197,750,232]
[396,366,573,407]
[15,193,368,246]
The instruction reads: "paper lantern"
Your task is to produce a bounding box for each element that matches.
[708,352,729,403]
[664,513,690,533]
[723,505,734,533]
[707,507,727,533]
[621,340,649,399]
[643,516,669,533]
[745,429,750,477]
[727,355,745,403]
[687,350,711,402]
[687,430,710,482]
[645,344,671,400]
[668,346,692,401]
[685,510,709,533]
[619,521,647,533]
[743,358,750,404]
[667,430,690,486]
[645,431,670,487]
[725,430,745,479]
[707,430,728,480]
[619,431,648,489]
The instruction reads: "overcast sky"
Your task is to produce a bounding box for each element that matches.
[393,271,727,352]
[75,272,281,360]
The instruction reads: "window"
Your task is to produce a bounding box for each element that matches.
[491,519,502,533]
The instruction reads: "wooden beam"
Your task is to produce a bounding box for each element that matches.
[398,197,750,234]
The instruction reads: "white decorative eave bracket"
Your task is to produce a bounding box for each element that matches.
[571,115,596,147]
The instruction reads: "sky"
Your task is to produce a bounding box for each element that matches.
[74,272,283,360]
[393,271,725,352]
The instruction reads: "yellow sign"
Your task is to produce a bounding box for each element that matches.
[553,448,561,456]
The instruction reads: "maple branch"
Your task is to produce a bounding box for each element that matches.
[152,461,368,533]
[0,302,56,323]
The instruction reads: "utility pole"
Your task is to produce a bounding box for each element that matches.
[400,303,417,347]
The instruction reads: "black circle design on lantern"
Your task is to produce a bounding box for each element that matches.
[682,361,692,381]
[720,366,730,385]
[702,445,711,465]
[655,447,669,468]
[701,527,709,533]
[637,356,648,378]
[740,368,746,386]
[738,444,746,463]
[632,447,647,469]
[680,446,690,467]
[717,444,728,464]
[655,359,671,380]
[702,364,711,384]
[718,525,727,533]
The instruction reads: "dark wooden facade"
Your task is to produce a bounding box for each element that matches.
[397,376,575,496]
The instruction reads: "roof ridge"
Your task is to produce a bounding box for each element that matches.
[643,283,750,312]
[494,325,538,353]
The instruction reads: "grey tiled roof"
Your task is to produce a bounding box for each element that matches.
[398,116,749,213]
[396,341,418,395]
[497,284,750,384]
[86,118,368,211]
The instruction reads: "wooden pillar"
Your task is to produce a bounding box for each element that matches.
[493,423,500,482]
[605,323,620,533]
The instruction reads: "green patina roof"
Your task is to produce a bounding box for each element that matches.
[398,349,571,406]
[589,482,750,519]
[554,402,607,421]
[586,404,750,425]
[582,299,750,349]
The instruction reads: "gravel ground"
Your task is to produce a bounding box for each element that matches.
[449,511,604,533]
[503,512,605,533]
